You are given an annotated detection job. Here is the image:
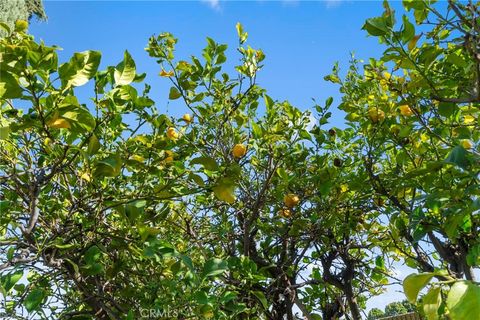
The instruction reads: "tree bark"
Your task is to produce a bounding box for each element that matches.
[344,283,362,320]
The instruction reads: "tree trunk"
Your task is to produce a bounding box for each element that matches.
[344,283,361,320]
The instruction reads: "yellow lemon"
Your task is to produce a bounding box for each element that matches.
[166,127,179,140]
[399,105,414,117]
[164,150,174,163]
[182,113,193,123]
[48,118,71,129]
[461,139,473,149]
[232,144,247,158]
[368,108,385,123]
[279,208,292,218]
[284,193,300,208]
[15,20,28,32]
[463,115,475,124]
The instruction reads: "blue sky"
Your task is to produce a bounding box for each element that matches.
[30,0,403,126]
[29,0,413,314]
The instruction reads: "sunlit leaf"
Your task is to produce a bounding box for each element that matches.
[403,272,434,303]
[446,281,480,319]
[114,50,136,86]
[59,50,101,88]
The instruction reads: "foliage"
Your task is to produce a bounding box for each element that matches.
[0,0,479,319]
[368,308,385,320]
[384,301,408,317]
[367,300,420,320]
[326,0,480,319]
[0,21,219,319]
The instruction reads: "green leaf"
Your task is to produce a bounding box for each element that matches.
[54,243,76,250]
[236,22,244,39]
[319,180,333,196]
[83,263,104,276]
[61,107,96,132]
[446,281,480,319]
[437,102,456,118]
[414,7,428,24]
[189,173,205,186]
[445,146,469,169]
[24,288,46,312]
[0,200,10,212]
[94,154,122,177]
[264,94,274,109]
[137,224,160,241]
[87,134,101,155]
[466,244,480,266]
[403,272,434,303]
[82,246,104,276]
[236,22,248,43]
[253,291,269,310]
[213,178,236,204]
[124,200,146,221]
[363,17,389,36]
[0,71,23,99]
[0,22,11,34]
[190,156,219,171]
[325,96,333,108]
[6,247,14,261]
[59,50,101,88]
[423,287,441,320]
[114,50,136,86]
[276,167,289,181]
[2,271,23,292]
[181,255,195,273]
[202,258,227,278]
[403,0,425,11]
[194,290,209,304]
[64,258,79,275]
[0,126,11,140]
[251,122,263,138]
[169,87,182,100]
[84,245,102,265]
[401,15,415,43]
[135,96,154,108]
[220,291,237,303]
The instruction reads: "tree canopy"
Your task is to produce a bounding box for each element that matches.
[0,1,479,319]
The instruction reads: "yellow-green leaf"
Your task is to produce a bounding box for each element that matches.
[423,287,441,320]
[403,272,434,303]
[87,134,101,155]
[446,281,480,319]
[169,87,182,100]
[114,50,136,86]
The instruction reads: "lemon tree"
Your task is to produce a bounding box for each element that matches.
[1,1,479,319]
[327,1,480,318]
[0,22,225,319]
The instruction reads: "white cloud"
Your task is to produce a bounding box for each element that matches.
[201,0,221,11]
[325,0,343,9]
[282,0,300,6]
